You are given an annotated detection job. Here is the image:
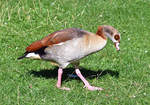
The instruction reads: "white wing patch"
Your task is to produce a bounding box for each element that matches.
[55,42,65,46]
[26,53,41,59]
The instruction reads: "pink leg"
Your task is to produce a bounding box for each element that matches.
[56,68,70,90]
[75,69,103,91]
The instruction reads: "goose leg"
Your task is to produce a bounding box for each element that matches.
[75,69,103,91]
[56,68,70,90]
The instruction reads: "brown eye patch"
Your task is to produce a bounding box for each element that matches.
[114,34,120,40]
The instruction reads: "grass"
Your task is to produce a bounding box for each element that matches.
[0,0,150,104]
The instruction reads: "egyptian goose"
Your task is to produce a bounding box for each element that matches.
[18,25,121,91]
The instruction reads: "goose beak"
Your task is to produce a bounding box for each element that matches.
[114,42,120,51]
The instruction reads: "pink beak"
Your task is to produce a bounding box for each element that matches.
[114,42,120,51]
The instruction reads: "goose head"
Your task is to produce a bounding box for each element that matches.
[102,25,121,51]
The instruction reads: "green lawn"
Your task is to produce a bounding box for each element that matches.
[0,0,150,104]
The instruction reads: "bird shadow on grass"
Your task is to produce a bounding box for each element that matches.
[29,67,119,82]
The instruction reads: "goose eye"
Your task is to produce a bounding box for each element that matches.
[114,34,120,40]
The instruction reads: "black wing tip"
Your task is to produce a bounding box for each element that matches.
[17,55,26,60]
[17,52,28,60]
